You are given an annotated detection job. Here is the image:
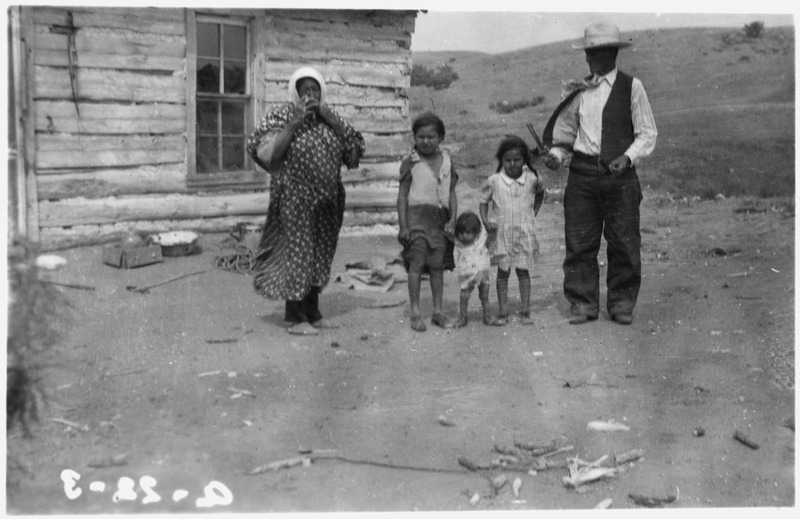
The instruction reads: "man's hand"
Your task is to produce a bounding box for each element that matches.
[543,153,561,171]
[608,155,631,176]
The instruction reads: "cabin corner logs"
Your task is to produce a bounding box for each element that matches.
[15,7,418,250]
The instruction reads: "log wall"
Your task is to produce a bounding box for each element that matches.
[22,7,416,250]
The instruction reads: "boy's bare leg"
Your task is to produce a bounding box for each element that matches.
[430,269,454,328]
[408,270,426,331]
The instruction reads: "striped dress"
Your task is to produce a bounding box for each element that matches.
[246,104,365,301]
[479,167,541,271]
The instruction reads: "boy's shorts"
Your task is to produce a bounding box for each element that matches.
[401,205,455,273]
[404,236,451,273]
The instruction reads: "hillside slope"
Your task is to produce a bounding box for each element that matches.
[411,26,795,197]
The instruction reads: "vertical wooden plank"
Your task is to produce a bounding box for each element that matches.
[185,9,196,181]
[9,6,25,236]
[21,6,39,241]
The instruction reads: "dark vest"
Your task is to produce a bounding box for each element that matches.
[543,70,635,164]
[600,71,634,164]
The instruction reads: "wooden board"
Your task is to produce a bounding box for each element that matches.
[38,188,399,227]
[36,164,187,199]
[35,101,186,134]
[35,66,186,104]
[260,62,409,90]
[39,211,399,251]
[36,134,185,169]
[32,6,185,35]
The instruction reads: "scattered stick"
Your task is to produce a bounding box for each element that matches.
[50,418,89,432]
[50,418,82,428]
[251,451,468,476]
[126,269,207,294]
[227,386,255,398]
[206,338,238,344]
[103,368,145,379]
[198,370,222,377]
[614,448,644,465]
[628,493,677,507]
[249,456,310,475]
[733,429,760,450]
[514,439,557,455]
[88,453,128,468]
[41,280,95,291]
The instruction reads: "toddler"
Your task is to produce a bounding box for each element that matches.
[479,135,545,325]
[453,211,503,327]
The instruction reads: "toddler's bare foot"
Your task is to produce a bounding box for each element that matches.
[456,316,469,328]
[485,315,507,326]
[520,312,534,325]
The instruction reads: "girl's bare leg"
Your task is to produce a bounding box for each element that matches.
[496,268,510,323]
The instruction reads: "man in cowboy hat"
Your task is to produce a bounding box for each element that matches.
[542,23,657,325]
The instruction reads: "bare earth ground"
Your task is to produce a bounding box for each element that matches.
[5,194,795,513]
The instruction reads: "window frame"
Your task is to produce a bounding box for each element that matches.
[186,10,264,190]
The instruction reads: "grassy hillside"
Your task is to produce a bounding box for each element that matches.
[410,25,795,198]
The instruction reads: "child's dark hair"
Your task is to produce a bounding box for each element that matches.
[455,211,482,237]
[495,134,536,175]
[412,111,445,139]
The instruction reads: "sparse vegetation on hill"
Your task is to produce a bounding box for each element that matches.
[489,95,546,114]
[411,25,795,199]
[410,63,459,90]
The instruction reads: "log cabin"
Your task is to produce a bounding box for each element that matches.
[7,7,418,250]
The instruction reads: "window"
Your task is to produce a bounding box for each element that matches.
[187,12,262,188]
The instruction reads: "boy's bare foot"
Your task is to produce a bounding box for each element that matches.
[456,316,469,328]
[410,315,427,332]
[519,312,534,325]
[431,313,455,329]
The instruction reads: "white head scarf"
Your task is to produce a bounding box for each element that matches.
[287,66,327,106]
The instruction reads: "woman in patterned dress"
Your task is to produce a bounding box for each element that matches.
[246,67,365,335]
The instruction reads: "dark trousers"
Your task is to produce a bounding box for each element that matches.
[563,158,642,317]
[285,286,323,324]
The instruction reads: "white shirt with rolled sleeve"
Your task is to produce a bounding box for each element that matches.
[550,67,657,165]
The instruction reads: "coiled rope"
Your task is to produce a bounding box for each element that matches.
[214,243,256,274]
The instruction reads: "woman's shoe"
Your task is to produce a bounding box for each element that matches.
[287,322,319,335]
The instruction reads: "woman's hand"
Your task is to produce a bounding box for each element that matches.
[484,221,499,234]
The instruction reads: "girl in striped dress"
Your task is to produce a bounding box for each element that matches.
[479,135,545,325]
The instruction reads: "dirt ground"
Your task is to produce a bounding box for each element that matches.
[5,193,795,513]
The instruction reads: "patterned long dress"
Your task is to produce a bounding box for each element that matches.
[246,105,365,301]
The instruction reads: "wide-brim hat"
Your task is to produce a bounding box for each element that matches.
[572,23,632,50]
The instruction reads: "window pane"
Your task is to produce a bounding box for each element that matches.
[197,101,218,135]
[222,137,245,170]
[197,23,219,58]
[224,61,246,94]
[197,58,220,93]
[221,102,244,134]
[197,137,219,173]
[223,25,246,59]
